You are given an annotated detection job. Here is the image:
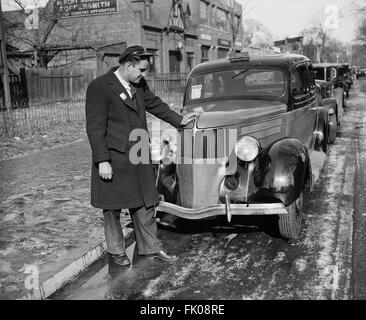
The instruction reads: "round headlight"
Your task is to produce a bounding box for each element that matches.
[234,136,260,162]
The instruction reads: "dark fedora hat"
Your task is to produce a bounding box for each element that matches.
[119,45,153,64]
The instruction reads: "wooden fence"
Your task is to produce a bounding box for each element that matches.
[0,98,85,140]
[24,68,187,103]
[145,73,187,96]
[25,68,98,103]
[0,69,29,109]
[0,69,187,141]
[0,93,184,141]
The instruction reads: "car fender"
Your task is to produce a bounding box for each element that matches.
[314,108,329,152]
[253,138,312,206]
[320,98,337,115]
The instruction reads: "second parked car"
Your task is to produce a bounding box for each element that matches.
[313,63,347,113]
[357,68,366,79]
[315,79,339,143]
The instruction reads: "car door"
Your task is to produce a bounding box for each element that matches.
[290,63,316,149]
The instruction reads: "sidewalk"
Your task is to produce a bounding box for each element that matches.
[0,139,132,300]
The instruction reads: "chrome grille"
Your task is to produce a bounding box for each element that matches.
[178,128,228,160]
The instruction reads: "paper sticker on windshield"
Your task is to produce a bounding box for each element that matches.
[191,85,202,99]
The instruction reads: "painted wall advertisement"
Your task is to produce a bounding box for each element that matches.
[54,0,118,18]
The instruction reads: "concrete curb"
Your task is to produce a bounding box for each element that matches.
[18,225,135,300]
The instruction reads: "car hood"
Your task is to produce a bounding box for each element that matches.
[184,100,288,129]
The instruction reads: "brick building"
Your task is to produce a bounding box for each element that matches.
[5,0,243,73]
[273,36,304,55]
[194,0,243,62]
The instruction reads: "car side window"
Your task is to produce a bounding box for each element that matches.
[315,85,322,106]
[203,74,214,98]
[327,67,337,82]
[308,66,316,93]
[291,66,309,102]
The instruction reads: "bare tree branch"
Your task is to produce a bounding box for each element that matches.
[241,0,259,16]
[3,0,63,67]
[3,0,25,11]
[12,0,26,10]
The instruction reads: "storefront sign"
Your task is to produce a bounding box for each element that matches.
[54,0,118,18]
[146,32,158,43]
[218,39,231,47]
[200,34,212,41]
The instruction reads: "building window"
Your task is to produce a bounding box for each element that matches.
[173,1,179,17]
[200,0,209,24]
[147,49,156,73]
[169,50,181,73]
[145,0,152,20]
[211,5,216,26]
[217,8,227,31]
[234,15,240,34]
[185,3,192,24]
[201,45,209,63]
[218,48,229,59]
[186,52,194,72]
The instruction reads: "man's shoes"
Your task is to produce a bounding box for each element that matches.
[109,253,130,266]
[145,250,176,262]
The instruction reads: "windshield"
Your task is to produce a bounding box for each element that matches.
[186,68,285,102]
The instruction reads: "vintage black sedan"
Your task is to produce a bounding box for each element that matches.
[315,79,339,144]
[313,63,347,113]
[155,53,329,239]
[357,68,366,79]
[335,63,352,98]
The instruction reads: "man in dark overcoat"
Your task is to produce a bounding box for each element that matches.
[85,46,195,266]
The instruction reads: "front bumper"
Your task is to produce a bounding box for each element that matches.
[157,200,288,223]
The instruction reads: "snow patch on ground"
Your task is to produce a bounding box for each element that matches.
[142,273,170,298]
[300,90,360,299]
[295,258,307,272]
[273,252,285,263]
[224,234,238,247]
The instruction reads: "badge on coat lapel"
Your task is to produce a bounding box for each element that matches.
[120,92,128,101]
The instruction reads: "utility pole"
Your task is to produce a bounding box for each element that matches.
[24,6,40,66]
[0,0,12,110]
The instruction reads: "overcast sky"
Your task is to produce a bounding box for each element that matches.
[2,0,47,11]
[2,0,363,44]
[244,0,361,43]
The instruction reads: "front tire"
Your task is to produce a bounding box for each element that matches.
[278,191,303,239]
[328,113,337,144]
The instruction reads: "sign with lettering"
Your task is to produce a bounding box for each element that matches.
[54,0,118,18]
[218,39,231,47]
[200,34,212,41]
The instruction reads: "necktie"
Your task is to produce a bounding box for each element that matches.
[130,85,136,100]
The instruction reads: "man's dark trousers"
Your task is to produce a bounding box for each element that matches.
[103,205,162,255]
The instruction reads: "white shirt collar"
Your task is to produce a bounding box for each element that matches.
[114,69,132,98]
